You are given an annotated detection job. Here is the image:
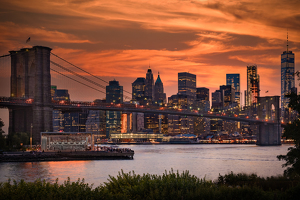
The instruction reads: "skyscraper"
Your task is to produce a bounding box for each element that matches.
[154,72,166,106]
[106,80,123,138]
[132,77,146,105]
[194,87,210,135]
[196,87,210,111]
[168,94,194,135]
[226,74,240,106]
[145,67,154,102]
[178,72,196,98]
[86,99,106,139]
[196,87,209,101]
[212,90,222,109]
[220,85,235,108]
[281,37,295,122]
[51,85,70,132]
[246,65,260,106]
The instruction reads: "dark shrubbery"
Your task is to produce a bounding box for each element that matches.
[217,171,300,191]
[1,170,300,200]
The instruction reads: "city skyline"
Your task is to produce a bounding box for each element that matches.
[0,0,300,133]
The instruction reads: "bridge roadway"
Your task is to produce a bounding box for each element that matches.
[0,97,278,125]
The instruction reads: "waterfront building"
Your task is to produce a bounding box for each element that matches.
[281,39,295,122]
[194,117,210,136]
[172,72,196,135]
[145,67,154,102]
[51,85,89,133]
[246,65,260,106]
[51,85,70,132]
[86,99,106,139]
[210,119,223,133]
[106,80,123,138]
[194,87,210,135]
[64,111,89,132]
[168,94,194,135]
[226,74,240,106]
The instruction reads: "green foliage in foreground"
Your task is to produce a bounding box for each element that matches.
[277,72,300,177]
[1,170,300,200]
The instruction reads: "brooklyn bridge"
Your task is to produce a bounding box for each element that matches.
[0,46,282,145]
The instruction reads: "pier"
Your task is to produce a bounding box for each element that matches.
[0,149,134,162]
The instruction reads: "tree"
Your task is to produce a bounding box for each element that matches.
[277,72,300,177]
[0,118,6,149]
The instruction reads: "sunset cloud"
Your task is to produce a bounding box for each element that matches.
[0,0,299,101]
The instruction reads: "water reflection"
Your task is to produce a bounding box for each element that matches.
[0,144,292,186]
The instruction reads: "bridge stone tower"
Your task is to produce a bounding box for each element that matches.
[9,46,53,145]
[256,96,281,145]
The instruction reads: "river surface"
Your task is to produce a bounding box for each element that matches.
[0,144,292,186]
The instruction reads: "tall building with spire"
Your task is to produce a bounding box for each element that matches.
[145,67,154,102]
[154,72,166,106]
[281,33,295,122]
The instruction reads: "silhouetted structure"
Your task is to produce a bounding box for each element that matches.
[226,74,240,106]
[9,46,53,144]
[106,80,123,138]
[145,67,154,102]
[281,38,295,123]
[246,65,260,106]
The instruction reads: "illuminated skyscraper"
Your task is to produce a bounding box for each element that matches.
[86,99,106,139]
[106,80,123,138]
[281,35,295,122]
[196,87,210,111]
[132,77,146,105]
[51,85,70,132]
[178,72,196,98]
[168,94,194,135]
[246,65,260,106]
[226,74,240,106]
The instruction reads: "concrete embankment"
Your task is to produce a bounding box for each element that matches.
[0,150,134,162]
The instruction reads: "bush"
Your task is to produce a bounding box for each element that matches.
[1,171,300,200]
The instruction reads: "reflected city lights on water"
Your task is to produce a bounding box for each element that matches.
[0,144,292,187]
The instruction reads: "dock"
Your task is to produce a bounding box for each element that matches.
[0,150,134,162]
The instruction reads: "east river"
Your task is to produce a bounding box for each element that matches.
[0,144,293,186]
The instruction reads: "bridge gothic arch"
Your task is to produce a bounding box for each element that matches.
[256,96,281,145]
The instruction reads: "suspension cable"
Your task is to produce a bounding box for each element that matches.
[51,60,131,100]
[50,68,106,95]
[50,52,132,95]
[51,61,106,90]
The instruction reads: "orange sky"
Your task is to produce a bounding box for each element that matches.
[0,0,300,132]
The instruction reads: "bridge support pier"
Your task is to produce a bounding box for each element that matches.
[257,123,281,145]
[9,46,53,145]
[256,96,281,146]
